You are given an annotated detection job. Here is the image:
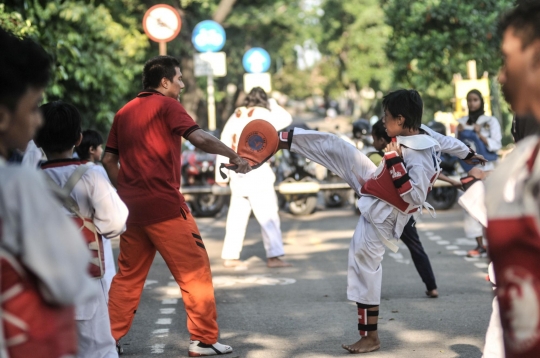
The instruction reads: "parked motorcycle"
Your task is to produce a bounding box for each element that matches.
[181,141,226,217]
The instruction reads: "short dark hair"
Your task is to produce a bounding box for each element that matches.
[35,101,82,153]
[244,87,269,109]
[382,89,423,130]
[0,28,51,110]
[75,129,103,160]
[499,0,540,48]
[372,119,391,143]
[142,56,180,89]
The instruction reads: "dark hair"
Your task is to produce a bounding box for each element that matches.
[75,129,103,160]
[35,101,82,153]
[0,28,51,110]
[372,119,391,143]
[382,89,423,130]
[244,87,269,109]
[142,56,180,89]
[499,0,540,48]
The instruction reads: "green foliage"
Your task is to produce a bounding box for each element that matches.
[1,0,149,133]
[384,0,514,118]
[0,4,38,37]
[317,0,392,96]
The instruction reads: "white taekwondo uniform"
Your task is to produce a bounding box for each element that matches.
[457,115,502,239]
[0,158,96,356]
[42,159,128,358]
[216,101,292,260]
[290,128,441,304]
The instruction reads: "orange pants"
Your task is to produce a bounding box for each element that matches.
[108,212,218,343]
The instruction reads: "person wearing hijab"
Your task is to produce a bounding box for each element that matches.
[456,89,502,258]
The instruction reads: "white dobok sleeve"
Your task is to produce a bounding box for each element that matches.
[2,168,95,306]
[268,98,293,131]
[485,116,503,153]
[88,168,128,238]
[290,128,377,195]
[421,124,470,159]
[215,114,237,184]
[400,147,437,207]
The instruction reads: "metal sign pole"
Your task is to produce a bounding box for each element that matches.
[207,72,216,131]
[159,41,167,55]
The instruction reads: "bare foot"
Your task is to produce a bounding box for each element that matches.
[342,336,380,354]
[223,259,247,268]
[267,257,293,268]
[426,289,439,298]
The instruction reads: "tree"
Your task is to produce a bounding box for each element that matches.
[1,0,149,134]
[384,0,514,119]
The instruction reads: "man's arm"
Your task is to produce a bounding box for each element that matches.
[187,129,251,173]
[102,152,120,188]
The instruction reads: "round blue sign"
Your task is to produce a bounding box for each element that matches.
[192,20,226,52]
[242,48,271,73]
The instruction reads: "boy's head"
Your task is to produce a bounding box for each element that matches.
[244,87,269,109]
[498,0,540,118]
[35,101,82,156]
[382,89,423,137]
[0,28,51,159]
[76,130,104,163]
[371,119,391,151]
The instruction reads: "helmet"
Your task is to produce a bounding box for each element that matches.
[426,121,446,136]
[352,119,371,139]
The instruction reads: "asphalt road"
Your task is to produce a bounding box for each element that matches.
[111,200,493,358]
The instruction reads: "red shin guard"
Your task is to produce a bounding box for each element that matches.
[357,303,378,337]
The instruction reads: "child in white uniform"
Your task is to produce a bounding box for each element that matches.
[36,101,128,358]
[277,89,483,353]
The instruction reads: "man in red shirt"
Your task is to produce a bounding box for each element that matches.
[102,56,251,357]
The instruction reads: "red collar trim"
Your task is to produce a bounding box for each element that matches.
[137,89,165,98]
[41,158,88,169]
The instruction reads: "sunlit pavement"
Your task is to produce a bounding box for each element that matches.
[112,202,492,357]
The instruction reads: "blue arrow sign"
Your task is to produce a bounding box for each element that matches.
[192,20,226,52]
[242,48,271,74]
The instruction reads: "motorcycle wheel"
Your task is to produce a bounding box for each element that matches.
[289,195,318,216]
[426,187,458,211]
[191,194,226,217]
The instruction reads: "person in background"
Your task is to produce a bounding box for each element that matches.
[216,87,293,268]
[76,129,117,292]
[456,89,502,258]
[36,101,128,358]
[0,27,94,357]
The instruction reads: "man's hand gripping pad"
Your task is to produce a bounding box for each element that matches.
[219,119,279,179]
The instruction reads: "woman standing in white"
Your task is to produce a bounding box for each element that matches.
[456,89,502,258]
[216,88,292,268]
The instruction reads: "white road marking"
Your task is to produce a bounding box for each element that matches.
[437,240,451,245]
[153,328,169,338]
[428,236,441,241]
[475,263,489,269]
[388,253,404,260]
[156,318,172,325]
[160,308,175,314]
[455,238,477,246]
[446,245,459,250]
[464,257,480,262]
[453,250,468,256]
[425,232,434,236]
[162,299,178,305]
[144,280,158,289]
[151,344,166,353]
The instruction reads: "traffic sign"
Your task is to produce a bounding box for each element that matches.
[142,4,182,43]
[242,48,271,74]
[192,20,226,52]
[194,52,227,77]
[244,73,272,93]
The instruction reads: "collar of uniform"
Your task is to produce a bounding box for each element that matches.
[137,89,165,98]
[41,158,87,169]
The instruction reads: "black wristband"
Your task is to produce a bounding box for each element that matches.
[464,147,476,160]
